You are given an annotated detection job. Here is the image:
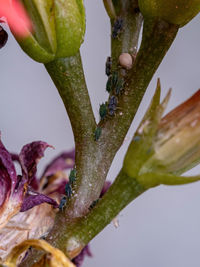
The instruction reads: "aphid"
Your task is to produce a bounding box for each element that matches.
[106,76,113,93]
[65,183,72,198]
[105,56,112,76]
[106,72,120,93]
[133,135,141,142]
[134,7,140,13]
[69,168,76,185]
[59,196,67,211]
[112,18,123,39]
[89,199,99,210]
[112,71,118,87]
[94,127,102,141]
[115,78,124,95]
[0,25,8,49]
[108,96,118,116]
[99,103,108,120]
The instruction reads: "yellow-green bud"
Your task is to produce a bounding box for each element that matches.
[138,0,200,26]
[141,90,200,175]
[13,0,85,63]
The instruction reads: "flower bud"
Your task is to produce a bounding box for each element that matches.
[138,0,200,26]
[142,90,200,174]
[123,84,200,189]
[12,0,85,63]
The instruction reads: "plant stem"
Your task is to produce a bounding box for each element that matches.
[45,52,101,218]
[20,16,179,267]
[93,18,178,207]
[45,52,96,144]
[50,170,146,257]
[19,170,146,267]
[111,0,143,69]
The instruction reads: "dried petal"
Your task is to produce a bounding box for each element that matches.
[20,189,58,212]
[41,150,75,178]
[100,181,111,197]
[19,141,52,187]
[5,239,75,267]
[72,245,92,267]
[0,202,57,262]
[0,138,24,229]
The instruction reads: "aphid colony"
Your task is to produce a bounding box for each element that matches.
[94,18,135,142]
[100,58,125,118]
[59,168,76,211]
[112,17,123,39]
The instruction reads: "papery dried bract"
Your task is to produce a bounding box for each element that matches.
[5,239,75,267]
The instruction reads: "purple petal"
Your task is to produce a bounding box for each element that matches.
[72,245,92,267]
[41,150,75,178]
[47,179,68,195]
[20,189,58,212]
[11,153,20,162]
[19,141,52,185]
[100,181,111,197]
[0,139,17,199]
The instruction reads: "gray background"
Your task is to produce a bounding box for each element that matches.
[1,1,200,266]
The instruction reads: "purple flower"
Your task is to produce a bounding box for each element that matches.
[72,245,92,267]
[0,136,74,229]
[0,137,75,262]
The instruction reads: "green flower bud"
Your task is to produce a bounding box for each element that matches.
[142,90,200,175]
[13,0,85,63]
[138,0,200,26]
[123,82,200,189]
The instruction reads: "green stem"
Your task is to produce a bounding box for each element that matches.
[45,52,96,142]
[55,3,144,218]
[98,19,178,185]
[61,170,146,256]
[111,0,142,69]
[45,52,101,218]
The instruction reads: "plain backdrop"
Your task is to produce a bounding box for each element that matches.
[1,1,200,267]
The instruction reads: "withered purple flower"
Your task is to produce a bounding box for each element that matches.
[72,245,92,267]
[0,137,75,262]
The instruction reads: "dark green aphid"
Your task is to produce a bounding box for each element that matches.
[89,199,99,210]
[105,56,112,76]
[108,96,118,116]
[65,183,72,198]
[106,76,113,93]
[59,196,67,211]
[99,103,107,120]
[112,71,118,87]
[112,18,123,39]
[115,78,124,95]
[69,168,76,185]
[133,135,141,142]
[94,127,102,141]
